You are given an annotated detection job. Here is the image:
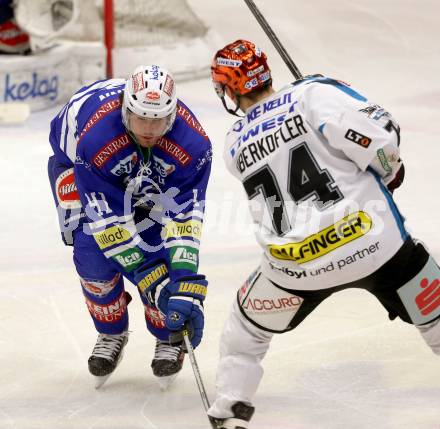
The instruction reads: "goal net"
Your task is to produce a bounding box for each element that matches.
[15,0,220,81]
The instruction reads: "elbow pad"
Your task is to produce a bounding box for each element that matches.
[386,163,405,192]
[369,144,402,183]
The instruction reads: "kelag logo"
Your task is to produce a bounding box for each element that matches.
[3,72,58,102]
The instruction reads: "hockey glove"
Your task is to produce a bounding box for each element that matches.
[133,259,169,301]
[156,275,207,349]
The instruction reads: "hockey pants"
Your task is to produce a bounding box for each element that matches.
[208,238,440,418]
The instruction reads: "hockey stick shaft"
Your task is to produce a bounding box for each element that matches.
[243,0,303,80]
[182,329,217,429]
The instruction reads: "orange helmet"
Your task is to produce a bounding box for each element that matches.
[211,39,272,99]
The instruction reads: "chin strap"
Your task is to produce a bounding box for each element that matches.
[221,95,244,118]
[126,129,152,163]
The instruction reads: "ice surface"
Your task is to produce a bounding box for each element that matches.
[1,1,440,428]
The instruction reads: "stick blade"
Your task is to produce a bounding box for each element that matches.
[0,103,31,124]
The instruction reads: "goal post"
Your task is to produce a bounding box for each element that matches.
[4,0,221,113]
[103,0,113,78]
[16,0,221,80]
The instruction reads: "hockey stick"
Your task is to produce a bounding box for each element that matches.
[182,329,217,429]
[242,0,303,80]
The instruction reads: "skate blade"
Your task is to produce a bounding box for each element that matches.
[92,349,126,390]
[156,373,178,390]
[94,374,112,389]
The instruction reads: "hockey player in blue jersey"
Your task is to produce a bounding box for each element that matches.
[48,65,212,388]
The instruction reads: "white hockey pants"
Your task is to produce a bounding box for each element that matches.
[208,300,273,419]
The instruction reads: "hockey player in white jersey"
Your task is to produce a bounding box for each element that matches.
[207,39,440,428]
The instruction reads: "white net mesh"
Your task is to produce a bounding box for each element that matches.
[12,0,219,105]
[62,0,208,46]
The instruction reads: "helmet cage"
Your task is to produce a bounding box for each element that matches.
[125,109,176,138]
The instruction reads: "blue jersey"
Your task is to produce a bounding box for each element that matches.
[49,79,212,281]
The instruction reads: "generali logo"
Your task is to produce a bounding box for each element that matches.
[415,277,440,316]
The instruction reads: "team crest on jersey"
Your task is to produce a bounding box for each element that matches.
[110,152,138,176]
[153,155,175,178]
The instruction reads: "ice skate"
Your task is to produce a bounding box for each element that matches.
[209,402,255,429]
[151,339,184,390]
[88,331,129,389]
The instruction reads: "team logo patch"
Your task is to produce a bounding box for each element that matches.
[55,168,81,209]
[146,91,160,100]
[163,74,174,97]
[345,129,372,148]
[132,72,145,93]
[268,211,373,264]
[110,152,138,176]
[153,155,175,177]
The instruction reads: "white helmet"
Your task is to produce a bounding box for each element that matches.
[122,64,177,135]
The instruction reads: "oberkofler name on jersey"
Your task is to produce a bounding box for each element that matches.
[236,114,307,173]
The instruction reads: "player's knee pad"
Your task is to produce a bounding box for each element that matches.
[237,268,305,333]
[396,253,440,326]
[81,274,128,333]
[416,317,440,355]
[80,273,122,298]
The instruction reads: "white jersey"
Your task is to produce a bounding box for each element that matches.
[224,76,408,290]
